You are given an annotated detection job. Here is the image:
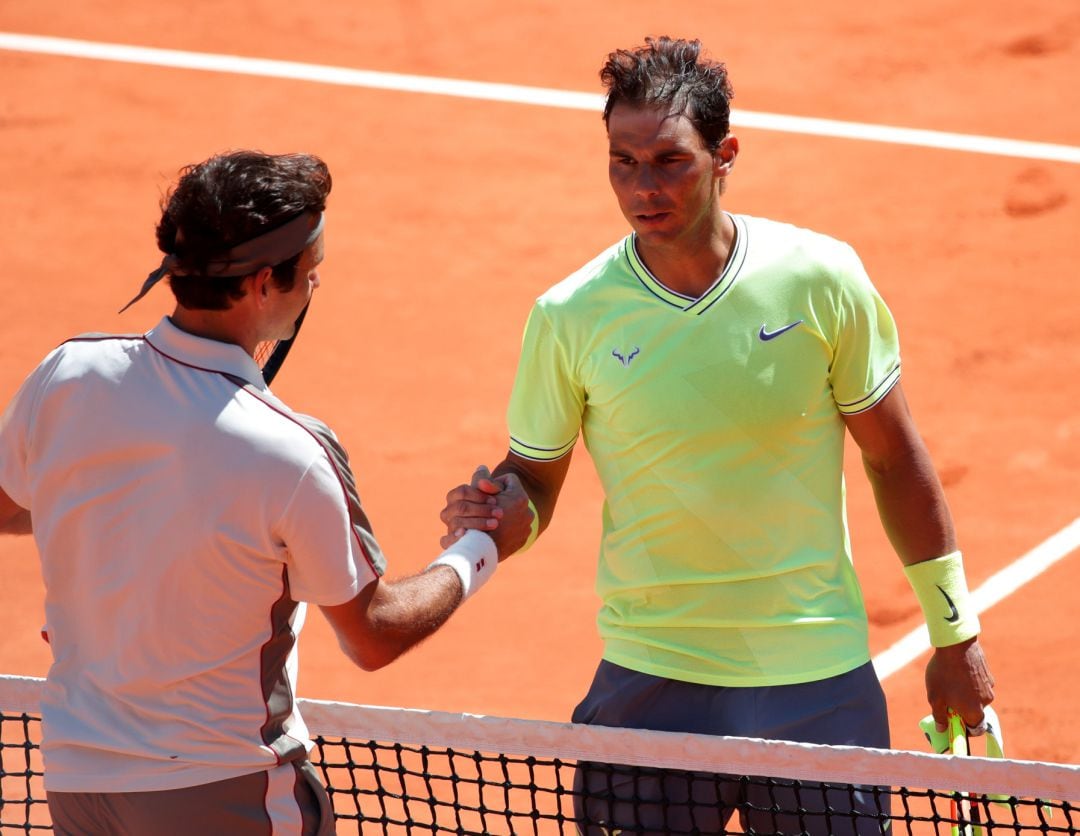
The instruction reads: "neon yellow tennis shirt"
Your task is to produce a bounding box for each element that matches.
[507,214,901,686]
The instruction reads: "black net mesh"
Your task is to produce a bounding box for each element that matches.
[2,698,1077,835]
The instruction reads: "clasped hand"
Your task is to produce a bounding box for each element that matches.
[440,466,533,560]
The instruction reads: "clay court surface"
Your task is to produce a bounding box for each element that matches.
[1,1,1077,767]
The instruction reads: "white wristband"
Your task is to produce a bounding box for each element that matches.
[427,530,498,601]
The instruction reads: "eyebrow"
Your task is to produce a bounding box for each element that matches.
[608,140,692,156]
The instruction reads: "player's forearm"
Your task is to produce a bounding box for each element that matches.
[492,453,569,537]
[364,569,466,668]
[326,570,464,671]
[861,444,957,566]
[326,533,497,670]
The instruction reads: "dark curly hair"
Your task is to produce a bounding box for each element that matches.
[156,151,332,310]
[600,37,734,151]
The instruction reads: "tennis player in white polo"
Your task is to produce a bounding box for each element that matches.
[0,150,531,835]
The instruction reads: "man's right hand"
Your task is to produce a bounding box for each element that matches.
[440,465,533,559]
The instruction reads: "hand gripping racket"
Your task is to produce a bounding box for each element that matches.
[920,709,998,835]
[920,706,1050,835]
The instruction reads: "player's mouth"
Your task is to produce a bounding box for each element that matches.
[635,211,671,224]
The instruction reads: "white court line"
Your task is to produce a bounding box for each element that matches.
[874,517,1080,681]
[2,31,1080,164]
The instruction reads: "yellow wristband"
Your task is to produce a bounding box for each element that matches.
[903,550,980,647]
[519,498,540,553]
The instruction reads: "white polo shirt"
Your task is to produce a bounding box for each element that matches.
[0,317,383,792]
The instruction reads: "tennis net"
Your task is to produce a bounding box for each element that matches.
[1,674,1077,834]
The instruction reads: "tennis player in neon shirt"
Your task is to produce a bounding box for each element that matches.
[442,36,996,835]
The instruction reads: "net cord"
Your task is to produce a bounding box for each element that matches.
[3,674,1076,802]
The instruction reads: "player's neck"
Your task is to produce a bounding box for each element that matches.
[170,306,257,357]
[634,212,736,299]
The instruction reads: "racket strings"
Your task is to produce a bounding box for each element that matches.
[254,339,280,370]
[258,303,310,384]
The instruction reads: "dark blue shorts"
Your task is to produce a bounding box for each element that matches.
[571,660,891,835]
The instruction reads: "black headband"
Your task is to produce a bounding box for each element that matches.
[120,212,324,313]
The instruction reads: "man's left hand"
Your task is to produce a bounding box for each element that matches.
[924,636,995,732]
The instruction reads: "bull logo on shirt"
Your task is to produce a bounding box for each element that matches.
[612,347,640,367]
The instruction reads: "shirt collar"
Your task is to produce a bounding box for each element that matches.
[144,316,268,390]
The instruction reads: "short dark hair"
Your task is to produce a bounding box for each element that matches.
[156,151,332,310]
[600,37,734,151]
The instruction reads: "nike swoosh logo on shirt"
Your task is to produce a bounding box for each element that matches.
[758,320,803,341]
[936,586,960,623]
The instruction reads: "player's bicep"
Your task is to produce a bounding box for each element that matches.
[842,384,924,470]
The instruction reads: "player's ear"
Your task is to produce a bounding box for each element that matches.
[714,134,738,176]
[250,267,275,304]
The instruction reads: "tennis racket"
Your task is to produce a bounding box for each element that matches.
[256,302,310,385]
[920,707,1015,836]
[947,712,980,836]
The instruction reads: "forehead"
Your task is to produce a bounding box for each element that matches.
[606,103,705,150]
[300,231,325,266]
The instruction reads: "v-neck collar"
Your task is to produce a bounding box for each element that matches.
[622,213,748,315]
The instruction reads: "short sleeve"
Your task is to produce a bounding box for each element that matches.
[276,453,382,606]
[829,247,902,415]
[0,352,60,508]
[506,303,584,461]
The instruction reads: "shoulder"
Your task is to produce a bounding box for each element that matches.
[227,388,354,486]
[20,333,146,392]
[740,214,860,266]
[58,333,147,358]
[738,214,870,296]
[536,238,630,310]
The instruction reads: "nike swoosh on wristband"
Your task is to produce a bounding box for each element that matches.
[758,320,803,341]
[936,585,961,623]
